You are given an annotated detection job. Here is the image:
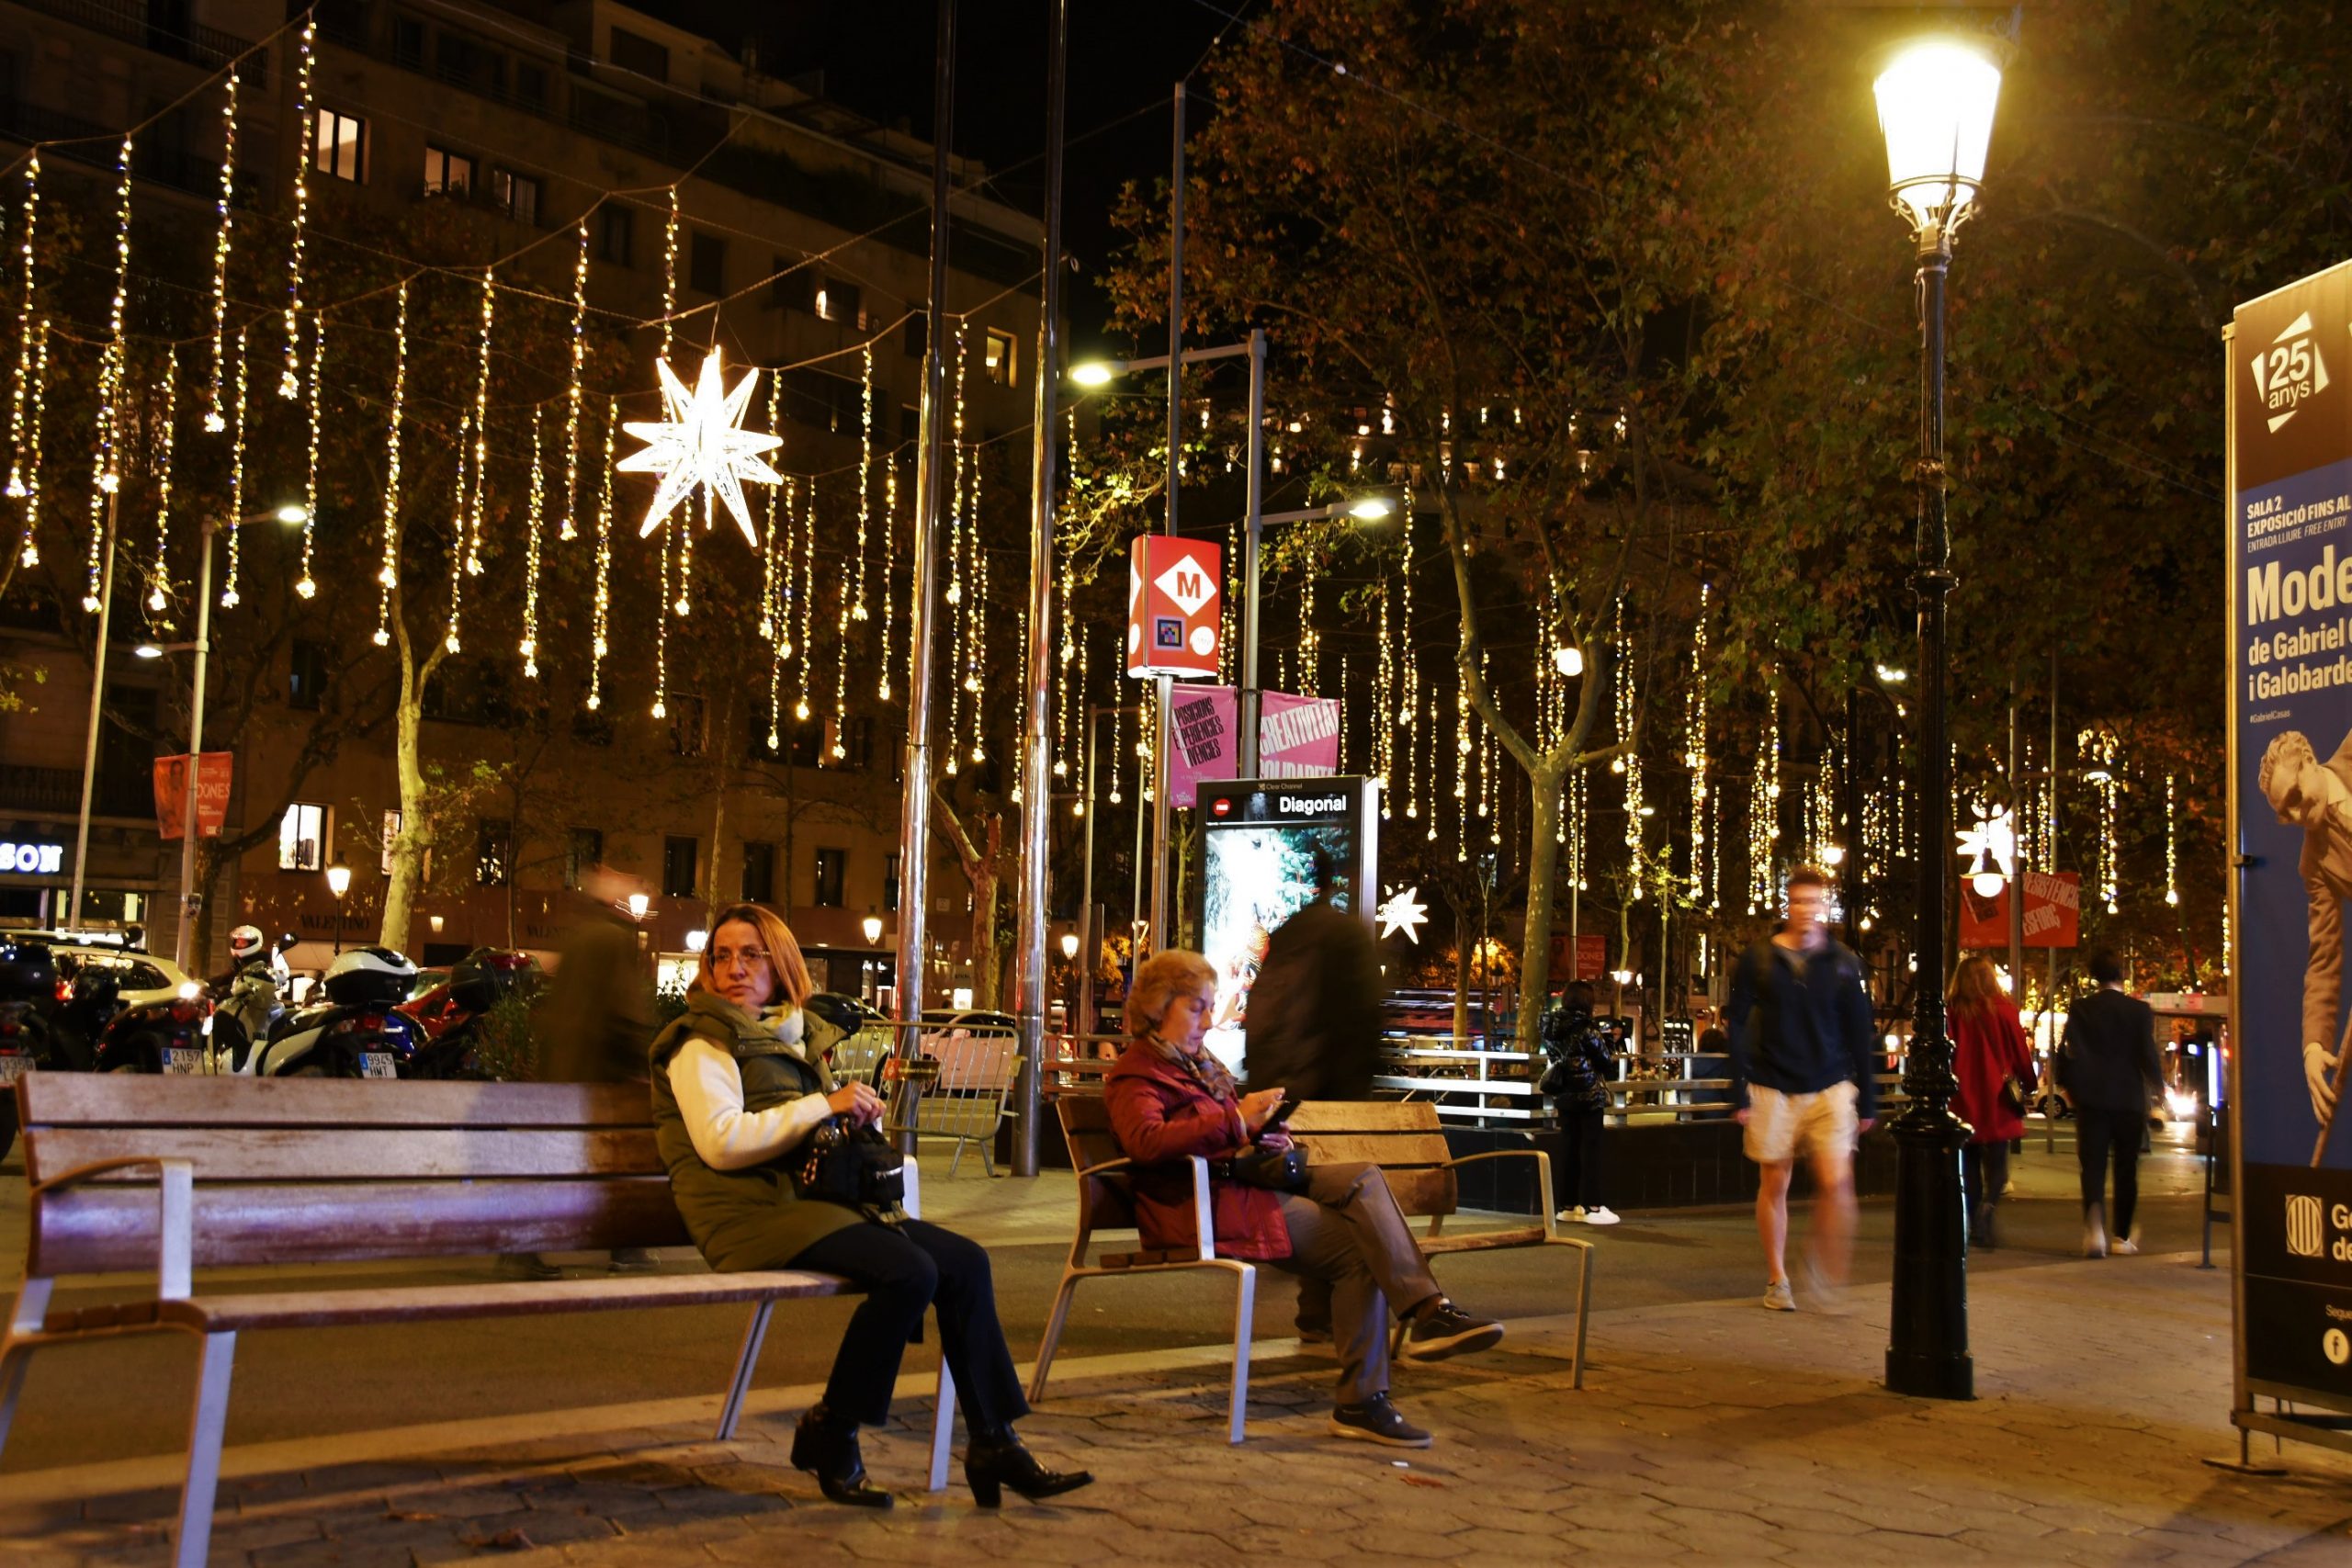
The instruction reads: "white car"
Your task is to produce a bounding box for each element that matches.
[19,940,202,1010]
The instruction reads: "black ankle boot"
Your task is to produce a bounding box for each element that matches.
[791,1403,893,1508]
[963,1428,1093,1508]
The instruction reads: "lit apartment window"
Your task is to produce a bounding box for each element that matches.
[491,168,541,226]
[984,329,1016,387]
[311,108,366,183]
[279,804,328,872]
[816,279,861,327]
[475,819,513,887]
[423,144,474,198]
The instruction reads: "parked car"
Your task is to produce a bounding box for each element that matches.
[32,942,201,1012]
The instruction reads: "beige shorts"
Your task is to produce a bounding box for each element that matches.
[1744,1081,1859,1166]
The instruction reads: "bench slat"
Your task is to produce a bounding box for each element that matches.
[26,1126,662,1185]
[17,1073,650,1129]
[1287,1102,1449,1134]
[150,1270,849,1334]
[29,1179,691,1276]
[1289,1133,1453,1168]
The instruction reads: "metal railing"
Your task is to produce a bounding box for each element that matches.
[11,0,256,72]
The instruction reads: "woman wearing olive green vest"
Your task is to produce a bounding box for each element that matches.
[650,902,1090,1509]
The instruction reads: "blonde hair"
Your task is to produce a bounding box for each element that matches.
[694,903,815,1010]
[1128,949,1216,1041]
[1947,953,2004,1021]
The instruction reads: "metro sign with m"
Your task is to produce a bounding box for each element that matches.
[1126,534,1224,679]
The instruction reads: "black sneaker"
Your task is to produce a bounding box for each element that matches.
[1399,1299,1504,1363]
[1329,1394,1432,1448]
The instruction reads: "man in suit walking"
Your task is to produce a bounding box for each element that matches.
[2056,951,2163,1258]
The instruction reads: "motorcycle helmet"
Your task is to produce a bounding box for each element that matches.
[322,945,418,1008]
[449,948,541,1013]
[227,925,266,964]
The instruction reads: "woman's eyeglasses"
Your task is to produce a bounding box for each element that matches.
[711,947,772,968]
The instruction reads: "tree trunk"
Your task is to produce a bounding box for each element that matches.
[1452,908,1471,1045]
[381,692,426,955]
[1514,762,1567,1052]
[970,814,1003,1010]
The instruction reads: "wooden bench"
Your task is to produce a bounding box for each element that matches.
[0,1073,956,1568]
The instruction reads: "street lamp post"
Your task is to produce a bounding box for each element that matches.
[167,505,309,973]
[65,488,121,935]
[325,858,352,957]
[1875,33,2002,1403]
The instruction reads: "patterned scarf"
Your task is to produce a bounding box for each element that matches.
[1147,1023,1239,1107]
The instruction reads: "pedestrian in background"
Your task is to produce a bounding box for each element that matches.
[2057,950,2163,1258]
[1726,866,1879,1312]
[1540,979,1620,1224]
[1687,1004,1736,1110]
[1948,954,2032,1250]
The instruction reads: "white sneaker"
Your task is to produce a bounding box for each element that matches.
[2110,1232,2141,1257]
[2083,1207,2109,1258]
[1582,1206,1622,1226]
[1761,1278,1796,1312]
[1555,1206,1587,1224]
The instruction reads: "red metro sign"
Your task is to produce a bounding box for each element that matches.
[1126,534,1223,679]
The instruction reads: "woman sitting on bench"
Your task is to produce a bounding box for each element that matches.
[650,901,1091,1509]
[1104,949,1506,1450]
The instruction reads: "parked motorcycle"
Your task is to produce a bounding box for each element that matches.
[400,947,542,1080]
[205,927,300,1075]
[0,938,74,1161]
[258,946,421,1078]
[81,969,211,1074]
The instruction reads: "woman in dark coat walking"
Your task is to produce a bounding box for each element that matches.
[1540,980,1619,1224]
[1949,954,2034,1248]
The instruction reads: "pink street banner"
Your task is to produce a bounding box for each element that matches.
[1167,687,1341,797]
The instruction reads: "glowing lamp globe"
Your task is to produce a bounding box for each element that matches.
[1874,39,2002,232]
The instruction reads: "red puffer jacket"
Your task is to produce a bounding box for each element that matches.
[1102,1043,1293,1261]
[1951,996,2035,1145]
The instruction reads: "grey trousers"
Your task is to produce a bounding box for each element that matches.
[1269,1162,1443,1404]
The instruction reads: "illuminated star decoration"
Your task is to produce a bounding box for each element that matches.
[618,350,782,547]
[1955,806,2016,879]
[1377,885,1429,943]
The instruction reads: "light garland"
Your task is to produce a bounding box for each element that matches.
[652,504,672,720]
[1426,688,1439,842]
[797,478,815,720]
[1221,519,1238,687]
[145,345,178,616]
[203,65,238,433]
[296,312,322,598]
[1566,763,1588,889]
[281,17,314,399]
[1054,551,1073,779]
[854,342,872,619]
[520,402,546,677]
[2083,728,2121,914]
[2165,772,2179,908]
[1374,558,1393,811]
[221,326,248,604]
[660,186,679,363]
[12,320,44,568]
[85,135,134,614]
[877,452,898,700]
[1748,682,1781,913]
[442,410,470,650]
[1072,632,1090,818]
[1301,569,1319,695]
[587,400,616,709]
[1107,688,1123,806]
[369,289,406,644]
[465,269,494,583]
[1398,495,1419,820]
[6,152,37,497]
[968,458,988,766]
[1688,584,1711,909]
[760,371,782,641]
[561,218,587,540]
[1617,612,1645,898]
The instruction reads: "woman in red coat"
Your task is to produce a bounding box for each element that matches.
[1950,954,2035,1249]
[1104,949,1502,1450]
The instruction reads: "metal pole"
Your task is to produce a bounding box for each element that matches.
[1885,220,1972,1401]
[2007,688,2025,994]
[1149,673,1170,951]
[1009,0,1069,1179]
[1078,706,1103,1041]
[67,488,120,934]
[1238,328,1265,775]
[894,0,957,1073]
[1143,78,1185,958]
[174,523,216,973]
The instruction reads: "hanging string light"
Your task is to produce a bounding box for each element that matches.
[1221,519,1238,687]
[2165,772,2179,908]
[6,152,38,496]
[1072,632,1091,818]
[281,16,315,399]
[1748,682,1781,913]
[878,452,898,700]
[292,312,324,599]
[12,320,45,568]
[85,135,135,614]
[203,65,238,433]
[1567,764,1588,889]
[369,292,408,642]
[520,403,546,678]
[1300,570,1318,694]
[1688,584,1711,908]
[797,478,816,720]
[1374,559,1394,811]
[652,506,672,720]
[2083,728,2121,914]
[144,346,178,615]
[1107,683,1124,806]
[1054,552,1073,779]
[587,400,616,709]
[760,373,782,641]
[442,411,470,650]
[1426,688,1440,843]
[221,327,249,605]
[561,218,588,540]
[660,186,680,363]
[464,269,494,584]
[854,342,873,619]
[968,468,989,766]
[1616,609,1645,897]
[1812,755,1838,872]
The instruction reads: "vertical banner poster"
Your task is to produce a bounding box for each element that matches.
[2232,260,2352,1416]
[1126,534,1223,678]
[1168,686,1240,797]
[153,752,233,841]
[1166,688,1347,796]
[1258,692,1341,776]
[1190,776,1379,1070]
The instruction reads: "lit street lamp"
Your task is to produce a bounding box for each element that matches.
[1874,29,2002,1402]
[324,857,352,957]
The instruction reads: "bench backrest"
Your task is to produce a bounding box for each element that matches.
[17,1072,689,1278]
[1054,1095,1139,1232]
[1289,1100,1458,1217]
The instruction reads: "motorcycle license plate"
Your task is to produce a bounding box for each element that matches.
[0,1055,26,1084]
[164,1047,203,1075]
[360,1052,398,1080]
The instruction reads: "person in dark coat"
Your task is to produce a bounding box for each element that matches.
[1948,954,2034,1250]
[2056,950,2164,1258]
[1540,980,1619,1224]
[1243,846,1385,1102]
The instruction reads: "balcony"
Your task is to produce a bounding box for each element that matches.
[12,0,260,75]
[0,762,152,820]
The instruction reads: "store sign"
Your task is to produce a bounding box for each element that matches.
[1957,871,2081,949]
[1126,534,1222,679]
[2229,258,2352,1427]
[0,840,63,874]
[1167,686,1344,795]
[153,752,233,841]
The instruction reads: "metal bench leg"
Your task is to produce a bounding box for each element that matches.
[716,1302,775,1440]
[1028,1269,1082,1403]
[1571,1245,1594,1390]
[0,1278,53,1461]
[928,1359,956,1492]
[946,1136,966,1181]
[1227,1263,1257,1446]
[174,1330,236,1568]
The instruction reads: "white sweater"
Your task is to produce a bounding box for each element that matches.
[666,1036,832,1171]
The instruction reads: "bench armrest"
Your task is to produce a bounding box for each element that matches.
[1075,1156,1136,1179]
[29,1156,195,1301]
[1070,1155,1218,1263]
[1438,1147,1558,1241]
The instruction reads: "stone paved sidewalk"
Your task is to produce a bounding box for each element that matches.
[3,1253,2348,1565]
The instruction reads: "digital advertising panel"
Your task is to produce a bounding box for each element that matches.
[1191,776,1378,1070]
[2230,259,2352,1436]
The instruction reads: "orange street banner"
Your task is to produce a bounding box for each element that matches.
[1956,870,2080,949]
[153,751,232,840]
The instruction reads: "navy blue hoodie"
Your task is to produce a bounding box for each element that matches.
[1724,936,1879,1119]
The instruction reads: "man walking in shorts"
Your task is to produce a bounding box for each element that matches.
[1727,866,1879,1310]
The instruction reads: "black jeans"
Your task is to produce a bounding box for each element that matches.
[789,1218,1030,1433]
[2075,1108,2145,1238]
[1559,1104,1606,1210]
[1962,1140,2008,1229]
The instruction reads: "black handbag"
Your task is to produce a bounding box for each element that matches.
[792,1116,909,1224]
[1998,1075,2029,1117]
[1219,1141,1311,1193]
